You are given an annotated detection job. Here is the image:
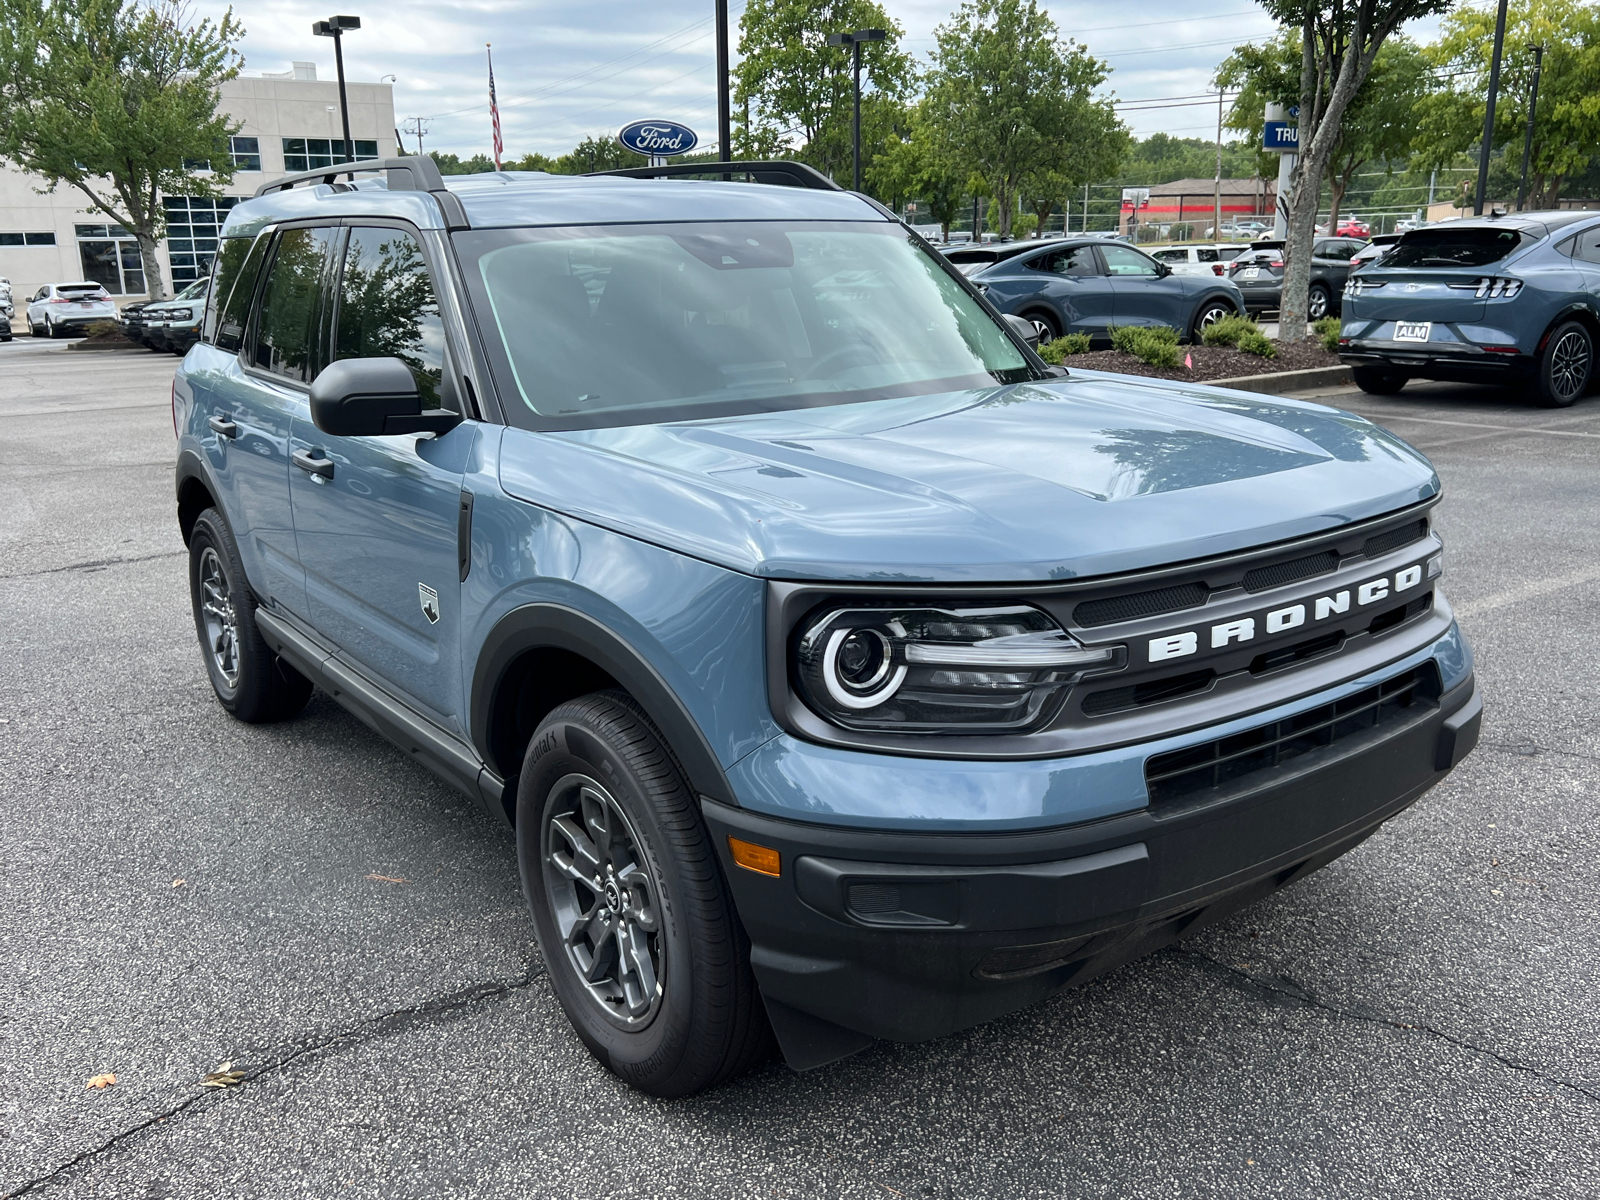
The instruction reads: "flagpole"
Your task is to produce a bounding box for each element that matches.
[487,42,503,171]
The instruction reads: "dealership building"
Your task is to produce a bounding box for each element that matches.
[1,62,397,325]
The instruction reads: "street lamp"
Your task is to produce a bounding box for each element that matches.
[1473,0,1508,215]
[1517,44,1544,212]
[826,28,886,192]
[312,15,361,168]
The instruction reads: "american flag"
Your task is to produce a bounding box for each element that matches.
[487,43,502,170]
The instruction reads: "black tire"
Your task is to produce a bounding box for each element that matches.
[518,692,772,1097]
[187,508,313,723]
[1020,308,1059,345]
[1307,282,1332,320]
[1533,320,1593,408]
[1352,366,1407,395]
[1189,298,1236,342]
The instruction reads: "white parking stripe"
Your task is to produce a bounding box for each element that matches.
[1454,563,1600,619]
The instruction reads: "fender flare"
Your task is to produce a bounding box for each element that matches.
[1536,300,1600,351]
[470,602,736,806]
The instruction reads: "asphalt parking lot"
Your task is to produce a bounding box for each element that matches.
[2,336,1597,1199]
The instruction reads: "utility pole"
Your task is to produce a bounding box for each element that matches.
[1474,0,1509,215]
[403,116,430,157]
[715,0,731,162]
[1083,182,1089,233]
[1517,43,1544,211]
[827,29,885,192]
[1214,88,1224,239]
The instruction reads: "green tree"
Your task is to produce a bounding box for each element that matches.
[733,0,915,184]
[429,151,497,175]
[925,0,1120,239]
[869,97,969,236]
[1218,32,1428,227]
[0,0,245,299]
[1020,103,1127,237]
[1255,0,1452,340]
[1412,0,1600,208]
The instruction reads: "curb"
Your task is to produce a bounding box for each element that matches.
[65,340,145,352]
[1210,364,1353,395]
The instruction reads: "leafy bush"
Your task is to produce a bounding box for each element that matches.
[1199,313,1258,348]
[1314,316,1341,353]
[85,320,121,337]
[1236,329,1277,359]
[1039,332,1091,364]
[1108,324,1180,369]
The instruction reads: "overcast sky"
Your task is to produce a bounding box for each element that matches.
[235,0,1447,159]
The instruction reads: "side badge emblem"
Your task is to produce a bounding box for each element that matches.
[418,582,440,624]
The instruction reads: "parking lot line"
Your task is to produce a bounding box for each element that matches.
[1453,562,1600,620]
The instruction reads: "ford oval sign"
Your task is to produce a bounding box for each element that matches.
[618,120,698,157]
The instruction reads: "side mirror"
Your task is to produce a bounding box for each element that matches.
[1003,312,1040,349]
[1155,262,1173,278]
[309,357,459,436]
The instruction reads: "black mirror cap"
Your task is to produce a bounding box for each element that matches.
[309,357,459,436]
[1002,312,1040,349]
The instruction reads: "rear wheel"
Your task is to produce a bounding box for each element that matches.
[1534,320,1592,408]
[1307,282,1332,320]
[1352,366,1407,395]
[518,692,772,1097]
[1021,309,1059,345]
[187,508,313,723]
[1189,300,1235,342]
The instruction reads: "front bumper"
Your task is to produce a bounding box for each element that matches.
[708,655,1480,1069]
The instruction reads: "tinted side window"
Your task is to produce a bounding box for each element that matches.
[251,227,336,382]
[1574,226,1600,265]
[1196,248,1219,262]
[334,227,445,408]
[206,234,269,350]
[1100,245,1159,277]
[1151,249,1186,263]
[1040,245,1100,276]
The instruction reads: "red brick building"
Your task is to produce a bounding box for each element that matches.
[1121,177,1276,236]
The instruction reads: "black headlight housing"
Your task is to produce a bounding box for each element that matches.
[792,602,1118,734]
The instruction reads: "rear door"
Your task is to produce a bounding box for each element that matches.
[1101,243,1187,329]
[1018,243,1114,335]
[288,222,473,728]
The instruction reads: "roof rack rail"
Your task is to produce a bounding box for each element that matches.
[251,155,469,229]
[589,160,842,192]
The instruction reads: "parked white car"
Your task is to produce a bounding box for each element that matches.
[0,276,13,340]
[1150,243,1252,277]
[24,282,118,338]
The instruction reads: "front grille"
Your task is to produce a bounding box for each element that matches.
[1074,582,1209,628]
[1368,591,1433,637]
[1363,518,1428,560]
[1242,550,1340,593]
[1082,669,1214,716]
[1144,663,1441,806]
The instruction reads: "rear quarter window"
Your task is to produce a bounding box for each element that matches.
[1385,228,1529,268]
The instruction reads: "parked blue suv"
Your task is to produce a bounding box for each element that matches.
[174,156,1481,1096]
[1339,210,1600,405]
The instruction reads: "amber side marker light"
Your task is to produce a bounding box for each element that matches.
[728,836,781,877]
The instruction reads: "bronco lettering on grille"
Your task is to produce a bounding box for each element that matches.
[1144,562,1427,665]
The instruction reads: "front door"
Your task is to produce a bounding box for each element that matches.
[288,223,472,730]
[1030,243,1116,337]
[1101,244,1187,330]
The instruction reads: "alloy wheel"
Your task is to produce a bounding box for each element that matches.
[1308,288,1328,319]
[1198,305,1232,330]
[197,546,240,687]
[542,773,664,1029]
[1550,330,1591,401]
[1028,317,1055,345]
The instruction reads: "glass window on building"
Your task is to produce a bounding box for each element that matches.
[281,137,379,172]
[230,136,262,171]
[74,224,145,294]
[164,196,238,288]
[0,232,58,246]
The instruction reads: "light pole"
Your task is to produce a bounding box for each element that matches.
[1517,44,1544,211]
[1473,0,1508,215]
[826,28,885,192]
[715,0,731,162]
[312,15,361,166]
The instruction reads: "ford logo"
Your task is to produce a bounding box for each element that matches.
[617,119,699,157]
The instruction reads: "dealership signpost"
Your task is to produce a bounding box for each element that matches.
[1263,102,1298,239]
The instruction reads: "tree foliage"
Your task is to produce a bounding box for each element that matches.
[0,0,245,299]
[926,0,1124,238]
[1255,0,1451,339]
[1412,0,1600,208]
[733,0,914,184]
[869,97,970,236]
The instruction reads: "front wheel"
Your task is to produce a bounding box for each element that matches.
[1189,300,1235,342]
[1352,366,1407,395]
[1534,320,1593,408]
[1021,309,1059,345]
[518,692,772,1097]
[1307,282,1332,320]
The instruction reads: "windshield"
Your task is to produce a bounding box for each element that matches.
[1385,227,1528,268]
[174,279,209,301]
[456,221,1033,429]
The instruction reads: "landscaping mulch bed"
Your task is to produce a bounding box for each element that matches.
[1061,338,1340,382]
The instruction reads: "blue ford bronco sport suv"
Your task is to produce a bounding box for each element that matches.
[174,156,1481,1096]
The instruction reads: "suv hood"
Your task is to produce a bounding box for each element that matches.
[498,372,1438,582]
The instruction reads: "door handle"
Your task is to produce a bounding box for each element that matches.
[292,448,334,479]
[208,415,238,439]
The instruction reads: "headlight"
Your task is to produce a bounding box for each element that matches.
[793,604,1118,733]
